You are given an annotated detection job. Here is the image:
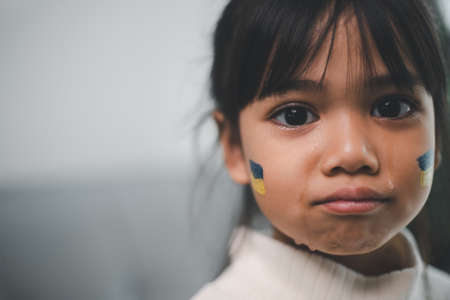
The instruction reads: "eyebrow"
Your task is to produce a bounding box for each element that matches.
[265,74,421,97]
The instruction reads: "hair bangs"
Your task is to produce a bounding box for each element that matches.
[254,0,341,99]
[255,0,440,99]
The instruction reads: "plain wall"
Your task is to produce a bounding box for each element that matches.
[0,1,238,300]
[0,0,224,186]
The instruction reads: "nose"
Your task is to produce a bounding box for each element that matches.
[320,115,380,176]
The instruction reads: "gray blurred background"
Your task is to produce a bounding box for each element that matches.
[0,1,449,300]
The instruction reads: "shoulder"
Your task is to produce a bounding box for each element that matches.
[190,252,266,300]
[190,263,258,300]
[426,265,450,299]
[191,227,279,300]
[191,282,234,300]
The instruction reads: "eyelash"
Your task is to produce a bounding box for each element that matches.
[372,95,419,119]
[268,95,420,128]
[269,103,318,128]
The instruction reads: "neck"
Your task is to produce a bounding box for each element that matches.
[272,228,414,276]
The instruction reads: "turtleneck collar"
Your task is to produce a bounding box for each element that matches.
[225,226,426,299]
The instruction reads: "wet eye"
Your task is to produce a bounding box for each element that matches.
[271,105,318,127]
[372,96,415,119]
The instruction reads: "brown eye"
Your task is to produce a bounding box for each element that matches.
[272,106,318,127]
[372,96,415,119]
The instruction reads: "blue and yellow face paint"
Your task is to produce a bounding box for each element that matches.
[417,150,434,187]
[250,160,266,195]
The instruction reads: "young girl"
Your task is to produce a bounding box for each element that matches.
[193,0,450,299]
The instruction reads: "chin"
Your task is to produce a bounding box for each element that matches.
[320,244,380,256]
[325,236,388,255]
[304,231,390,256]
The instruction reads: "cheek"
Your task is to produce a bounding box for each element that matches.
[245,139,319,235]
[385,148,434,221]
[382,125,435,219]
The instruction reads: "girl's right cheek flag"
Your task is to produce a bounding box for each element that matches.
[250,160,266,195]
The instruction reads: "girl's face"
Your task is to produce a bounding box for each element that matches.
[221,18,436,255]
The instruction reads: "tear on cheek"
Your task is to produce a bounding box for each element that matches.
[417,150,434,187]
[249,160,266,195]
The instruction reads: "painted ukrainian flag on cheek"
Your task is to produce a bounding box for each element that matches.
[417,150,434,187]
[250,160,266,196]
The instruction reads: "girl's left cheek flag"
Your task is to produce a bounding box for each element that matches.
[417,150,434,187]
[250,160,266,195]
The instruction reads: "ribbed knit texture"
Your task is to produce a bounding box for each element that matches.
[192,227,450,300]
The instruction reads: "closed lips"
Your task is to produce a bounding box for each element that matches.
[312,187,391,205]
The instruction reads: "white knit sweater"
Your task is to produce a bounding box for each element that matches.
[192,227,450,300]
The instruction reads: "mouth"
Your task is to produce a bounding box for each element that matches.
[312,187,391,215]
